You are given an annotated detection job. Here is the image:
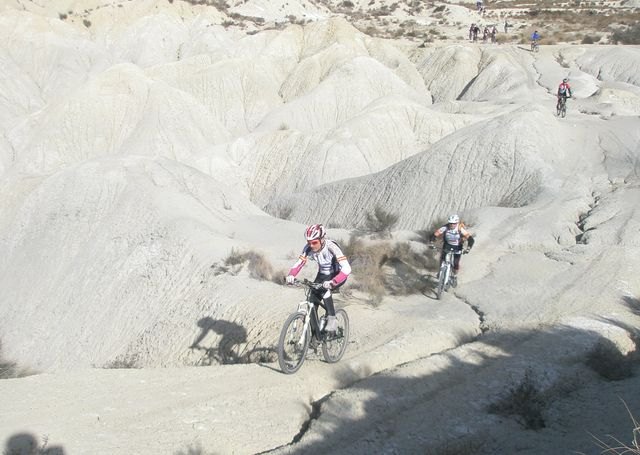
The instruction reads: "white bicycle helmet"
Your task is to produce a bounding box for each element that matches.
[563,78,568,83]
[447,214,460,224]
[305,224,326,241]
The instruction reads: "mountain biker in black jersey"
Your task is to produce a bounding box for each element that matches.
[431,215,475,286]
[286,224,351,332]
[557,77,572,111]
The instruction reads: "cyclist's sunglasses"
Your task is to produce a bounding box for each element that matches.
[307,239,321,246]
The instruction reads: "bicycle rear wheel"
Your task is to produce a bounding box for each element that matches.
[561,104,566,118]
[322,309,349,363]
[277,312,310,374]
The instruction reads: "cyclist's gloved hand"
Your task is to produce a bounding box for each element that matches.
[463,248,471,254]
[322,280,333,289]
[286,275,295,285]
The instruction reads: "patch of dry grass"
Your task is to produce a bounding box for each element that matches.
[341,234,437,305]
[211,248,285,283]
[591,400,640,454]
[487,368,547,430]
[0,341,35,379]
[362,205,399,239]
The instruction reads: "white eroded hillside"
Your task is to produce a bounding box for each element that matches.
[1,2,640,454]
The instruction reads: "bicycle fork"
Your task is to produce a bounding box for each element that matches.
[294,302,312,348]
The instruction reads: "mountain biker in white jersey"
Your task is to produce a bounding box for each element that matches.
[432,214,475,286]
[286,224,351,332]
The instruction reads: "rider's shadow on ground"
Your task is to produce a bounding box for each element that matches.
[190,317,277,365]
[190,317,248,365]
[381,258,437,299]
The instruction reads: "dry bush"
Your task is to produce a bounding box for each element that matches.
[103,355,140,369]
[341,235,435,304]
[585,339,636,381]
[213,248,278,282]
[487,368,546,430]
[582,34,599,43]
[612,23,640,44]
[363,205,399,239]
[342,235,389,304]
[275,204,293,220]
[0,341,34,379]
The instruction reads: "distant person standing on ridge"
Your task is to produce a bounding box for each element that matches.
[431,215,475,287]
[491,25,498,43]
[469,23,475,41]
[473,24,480,41]
[504,19,509,33]
[285,224,351,332]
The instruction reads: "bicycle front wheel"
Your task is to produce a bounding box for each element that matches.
[561,105,566,118]
[277,312,310,374]
[322,309,349,363]
[436,264,447,300]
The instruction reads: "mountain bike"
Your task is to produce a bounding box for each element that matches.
[434,246,468,300]
[556,95,568,118]
[531,40,539,52]
[277,279,349,374]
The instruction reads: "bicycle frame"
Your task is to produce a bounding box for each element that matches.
[440,249,455,285]
[557,96,568,117]
[295,287,326,348]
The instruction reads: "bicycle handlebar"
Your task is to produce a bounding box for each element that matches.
[428,243,470,254]
[287,278,324,290]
